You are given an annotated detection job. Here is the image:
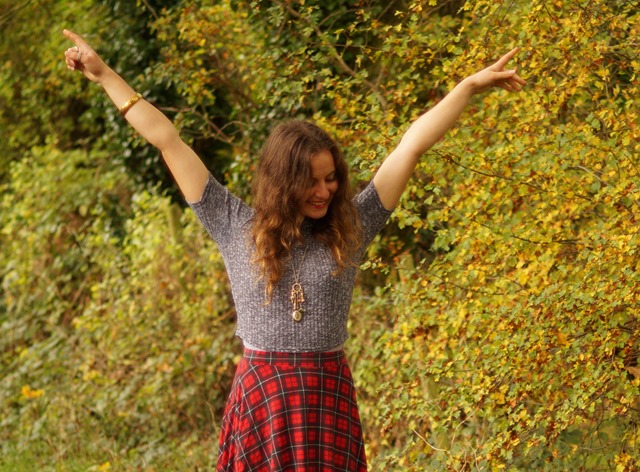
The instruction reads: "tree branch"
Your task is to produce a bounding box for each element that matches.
[274,0,388,109]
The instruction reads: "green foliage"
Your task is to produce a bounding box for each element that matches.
[344,1,640,469]
[0,0,189,197]
[0,0,100,181]
[1,0,639,469]
[1,144,235,469]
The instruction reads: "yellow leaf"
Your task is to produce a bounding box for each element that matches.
[626,366,640,378]
[21,385,44,400]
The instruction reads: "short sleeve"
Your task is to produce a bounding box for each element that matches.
[354,180,393,248]
[188,173,253,248]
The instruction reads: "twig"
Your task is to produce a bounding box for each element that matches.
[412,428,450,453]
[139,0,159,19]
[274,0,388,109]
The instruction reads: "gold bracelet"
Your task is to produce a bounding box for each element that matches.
[119,92,143,117]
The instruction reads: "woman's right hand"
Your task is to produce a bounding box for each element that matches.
[63,29,108,84]
[62,28,210,202]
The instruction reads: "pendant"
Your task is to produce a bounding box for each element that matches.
[290,282,305,322]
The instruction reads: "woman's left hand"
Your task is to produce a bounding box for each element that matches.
[371,47,526,210]
[463,48,526,95]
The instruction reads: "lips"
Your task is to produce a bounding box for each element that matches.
[307,200,329,209]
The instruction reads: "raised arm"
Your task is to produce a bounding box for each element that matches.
[373,48,526,210]
[63,29,209,202]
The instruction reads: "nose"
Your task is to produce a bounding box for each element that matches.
[313,182,331,199]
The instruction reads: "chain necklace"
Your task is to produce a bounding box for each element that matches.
[289,245,308,322]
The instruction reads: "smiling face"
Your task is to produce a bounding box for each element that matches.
[299,149,338,219]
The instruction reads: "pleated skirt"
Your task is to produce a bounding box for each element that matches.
[216,348,368,471]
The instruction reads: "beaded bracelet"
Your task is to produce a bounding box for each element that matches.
[119,92,143,117]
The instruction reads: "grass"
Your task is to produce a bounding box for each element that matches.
[0,447,97,472]
[0,437,217,472]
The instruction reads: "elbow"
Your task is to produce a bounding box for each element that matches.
[152,126,182,153]
[391,144,423,165]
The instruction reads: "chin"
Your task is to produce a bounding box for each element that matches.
[302,198,334,219]
[304,210,328,219]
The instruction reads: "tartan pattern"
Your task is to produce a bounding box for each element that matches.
[217,349,368,471]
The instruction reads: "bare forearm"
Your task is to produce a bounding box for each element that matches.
[373,48,524,210]
[99,68,179,150]
[396,79,474,159]
[97,69,209,202]
[373,80,474,209]
[63,29,210,202]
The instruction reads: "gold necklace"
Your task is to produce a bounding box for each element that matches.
[289,245,308,322]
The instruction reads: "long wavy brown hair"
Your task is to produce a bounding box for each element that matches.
[250,120,362,302]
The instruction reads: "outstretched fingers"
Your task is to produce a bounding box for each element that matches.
[503,71,526,91]
[490,49,526,92]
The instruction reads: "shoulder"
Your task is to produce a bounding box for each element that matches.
[354,180,392,215]
[188,173,253,243]
[190,174,250,212]
[353,179,393,242]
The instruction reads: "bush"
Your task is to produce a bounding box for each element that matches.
[1,146,237,468]
[1,0,639,469]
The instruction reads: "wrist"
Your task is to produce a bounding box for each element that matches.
[97,67,119,87]
[457,77,477,97]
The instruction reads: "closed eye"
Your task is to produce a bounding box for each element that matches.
[309,172,336,186]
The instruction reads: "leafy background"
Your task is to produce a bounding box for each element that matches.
[1,0,638,470]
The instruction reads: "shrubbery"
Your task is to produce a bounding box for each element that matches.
[1,0,638,470]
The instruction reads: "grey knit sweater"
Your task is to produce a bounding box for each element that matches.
[189,174,392,352]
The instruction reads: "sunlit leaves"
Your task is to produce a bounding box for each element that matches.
[2,0,639,469]
[361,0,639,469]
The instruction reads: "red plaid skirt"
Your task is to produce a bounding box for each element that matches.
[216,349,368,471]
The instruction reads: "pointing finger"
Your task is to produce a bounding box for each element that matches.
[494,47,519,70]
[63,29,91,51]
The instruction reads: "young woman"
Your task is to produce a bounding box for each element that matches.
[63,28,524,471]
